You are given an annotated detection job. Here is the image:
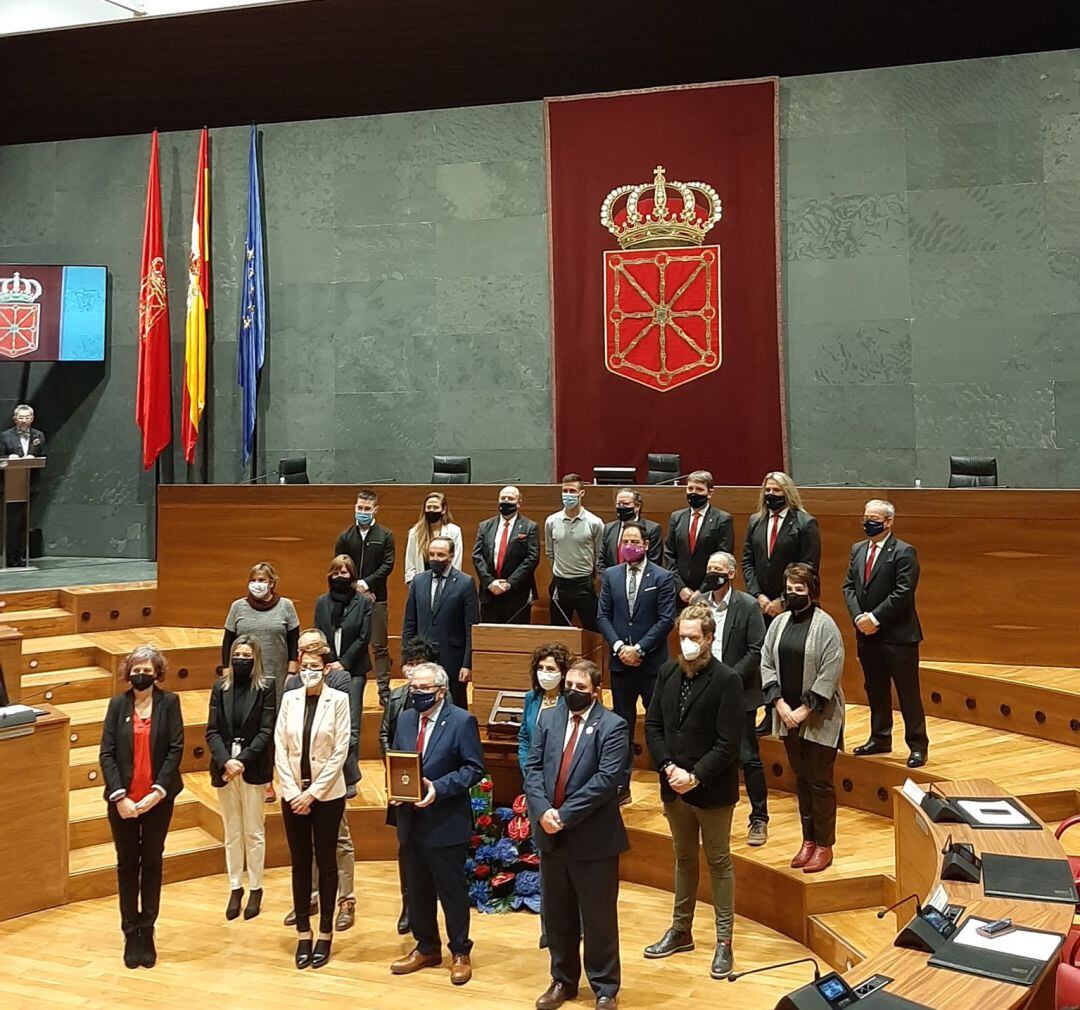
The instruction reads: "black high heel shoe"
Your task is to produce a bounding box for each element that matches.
[244,888,263,920]
[311,937,332,969]
[226,888,244,921]
[295,937,313,970]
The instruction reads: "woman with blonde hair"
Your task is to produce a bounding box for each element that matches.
[205,634,277,920]
[403,491,463,583]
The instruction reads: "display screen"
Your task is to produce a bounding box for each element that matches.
[815,973,856,1006]
[0,264,107,361]
[923,909,948,930]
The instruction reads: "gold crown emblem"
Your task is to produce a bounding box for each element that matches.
[600,165,722,249]
[0,272,42,304]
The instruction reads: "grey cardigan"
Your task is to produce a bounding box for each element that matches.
[760,606,845,749]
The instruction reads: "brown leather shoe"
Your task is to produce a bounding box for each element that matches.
[803,845,833,874]
[450,953,472,985]
[284,896,318,927]
[390,948,443,974]
[536,980,578,1009]
[790,841,816,868]
[335,897,356,931]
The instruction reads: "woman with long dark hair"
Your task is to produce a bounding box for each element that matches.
[403,492,463,583]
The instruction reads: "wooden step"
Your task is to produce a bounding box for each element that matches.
[81,626,225,689]
[62,581,157,633]
[22,635,99,675]
[808,907,897,972]
[67,826,224,902]
[59,688,213,748]
[1,606,75,639]
[69,718,212,791]
[68,789,203,848]
[0,588,60,611]
[21,665,112,705]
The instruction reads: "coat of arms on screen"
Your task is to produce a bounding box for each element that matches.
[600,166,722,392]
[0,272,43,360]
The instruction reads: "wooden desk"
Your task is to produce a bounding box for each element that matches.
[0,705,70,920]
[840,778,1074,1009]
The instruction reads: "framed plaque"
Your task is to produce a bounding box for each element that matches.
[386,750,423,803]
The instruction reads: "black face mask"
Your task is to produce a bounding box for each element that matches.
[615,504,637,522]
[498,501,518,517]
[686,492,709,510]
[130,673,155,692]
[699,572,728,593]
[231,658,254,682]
[428,559,449,576]
[785,592,811,614]
[425,511,443,525]
[863,518,886,537]
[329,576,354,594]
[411,690,438,713]
[764,493,787,512]
[564,688,593,713]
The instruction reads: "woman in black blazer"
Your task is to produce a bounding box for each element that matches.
[313,554,372,787]
[99,645,185,970]
[205,634,277,921]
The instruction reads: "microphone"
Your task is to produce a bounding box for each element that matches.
[243,469,278,484]
[363,477,398,484]
[549,588,575,627]
[727,956,821,983]
[499,596,536,625]
[15,681,71,704]
[877,893,922,920]
[652,472,694,486]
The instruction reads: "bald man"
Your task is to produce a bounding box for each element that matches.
[472,485,540,624]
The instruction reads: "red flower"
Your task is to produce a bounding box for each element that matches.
[470,833,482,848]
[520,853,540,867]
[490,871,515,890]
[512,794,528,815]
[474,864,491,879]
[476,814,493,829]
[508,815,531,842]
[480,779,494,792]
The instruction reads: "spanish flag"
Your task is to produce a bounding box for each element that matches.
[181,127,210,464]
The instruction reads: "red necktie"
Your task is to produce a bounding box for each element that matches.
[768,514,780,556]
[553,714,583,808]
[688,512,701,553]
[416,714,430,753]
[864,542,878,583]
[495,519,511,575]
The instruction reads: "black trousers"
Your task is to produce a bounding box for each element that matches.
[782,732,837,846]
[403,837,472,956]
[541,847,621,999]
[739,711,769,824]
[610,669,655,788]
[108,797,175,933]
[480,591,533,625]
[548,576,598,632]
[281,796,345,933]
[857,638,928,751]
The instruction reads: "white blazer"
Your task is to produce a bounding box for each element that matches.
[404,522,464,583]
[274,684,351,802]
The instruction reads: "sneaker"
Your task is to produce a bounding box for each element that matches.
[747,821,768,847]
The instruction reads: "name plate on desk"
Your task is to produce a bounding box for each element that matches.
[386,750,423,803]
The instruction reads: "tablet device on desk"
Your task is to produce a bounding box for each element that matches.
[981,853,1080,904]
[928,915,1064,986]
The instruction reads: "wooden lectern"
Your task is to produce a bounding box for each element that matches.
[0,456,45,569]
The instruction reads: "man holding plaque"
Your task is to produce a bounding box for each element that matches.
[390,663,486,986]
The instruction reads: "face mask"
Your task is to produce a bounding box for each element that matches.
[785,591,811,613]
[411,689,438,713]
[299,668,324,688]
[130,673,155,692]
[561,493,580,509]
[700,571,728,593]
[329,575,353,593]
[564,688,592,713]
[428,559,449,576]
[248,581,269,598]
[621,543,646,564]
[355,511,373,527]
[425,510,443,525]
[686,492,709,510]
[680,637,702,661]
[863,517,886,537]
[498,500,518,517]
[537,668,562,691]
[615,504,637,522]
[764,493,786,512]
[231,658,254,681]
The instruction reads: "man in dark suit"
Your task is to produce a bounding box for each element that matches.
[598,487,663,573]
[402,537,479,710]
[597,520,676,801]
[842,499,928,768]
[524,658,628,1010]
[334,487,396,705]
[643,603,744,978]
[664,469,734,608]
[0,404,45,458]
[390,662,486,986]
[471,485,540,624]
[692,551,768,846]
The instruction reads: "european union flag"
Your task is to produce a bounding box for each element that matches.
[237,125,266,466]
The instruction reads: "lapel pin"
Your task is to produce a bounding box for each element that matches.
[585,725,595,735]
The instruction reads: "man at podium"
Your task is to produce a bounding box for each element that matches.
[1,404,45,458]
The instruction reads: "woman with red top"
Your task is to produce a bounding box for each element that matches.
[99,645,185,969]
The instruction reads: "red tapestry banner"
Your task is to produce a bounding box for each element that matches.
[545,80,785,485]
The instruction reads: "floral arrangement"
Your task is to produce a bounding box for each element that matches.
[465,776,541,914]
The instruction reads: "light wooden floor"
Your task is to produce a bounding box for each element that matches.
[0,863,817,1010]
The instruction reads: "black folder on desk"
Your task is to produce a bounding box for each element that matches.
[928,921,1064,986]
[981,853,1079,904]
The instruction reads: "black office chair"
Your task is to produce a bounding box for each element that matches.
[593,466,637,486]
[277,457,310,484]
[646,452,681,485]
[432,455,471,484]
[948,456,998,488]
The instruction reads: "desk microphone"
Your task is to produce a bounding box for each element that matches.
[16,681,71,704]
[549,588,575,628]
[652,473,693,486]
[242,469,278,484]
[498,596,536,625]
[877,893,922,919]
[727,955,821,983]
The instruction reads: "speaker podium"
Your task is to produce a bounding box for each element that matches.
[0,456,44,569]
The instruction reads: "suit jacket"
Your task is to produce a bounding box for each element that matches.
[380,682,411,758]
[472,513,540,605]
[742,508,821,601]
[402,567,479,675]
[598,517,664,573]
[283,667,359,787]
[334,522,395,602]
[523,702,629,860]
[841,536,923,644]
[664,505,735,595]
[597,560,676,675]
[205,677,276,786]
[518,690,563,770]
[392,702,486,848]
[99,687,185,801]
[0,426,45,458]
[692,588,767,711]
[644,657,744,808]
[313,590,373,677]
[275,684,351,802]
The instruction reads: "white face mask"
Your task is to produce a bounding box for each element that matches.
[680,637,703,661]
[537,668,563,691]
[299,668,324,688]
[248,581,269,598]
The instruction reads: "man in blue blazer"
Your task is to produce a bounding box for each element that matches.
[597,521,676,799]
[402,537,480,710]
[524,658,629,1010]
[390,662,486,986]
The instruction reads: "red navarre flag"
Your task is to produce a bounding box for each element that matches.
[136,130,172,470]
